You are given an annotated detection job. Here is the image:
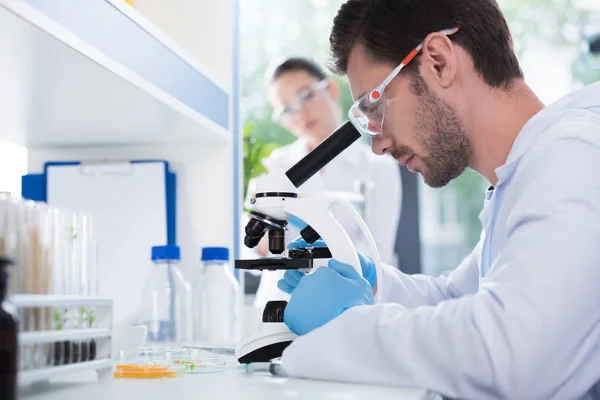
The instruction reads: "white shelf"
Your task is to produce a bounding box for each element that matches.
[104,0,229,94]
[20,329,111,345]
[18,359,111,385]
[11,295,112,307]
[0,0,230,147]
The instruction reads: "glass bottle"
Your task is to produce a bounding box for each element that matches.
[0,255,18,400]
[193,247,240,345]
[138,245,192,345]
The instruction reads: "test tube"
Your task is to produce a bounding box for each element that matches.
[80,213,98,296]
[59,209,76,296]
[47,207,61,295]
[40,204,53,367]
[89,214,98,296]
[70,212,81,296]
[53,209,69,296]
[32,203,52,315]
[51,308,65,366]
[20,201,36,332]
[24,202,49,368]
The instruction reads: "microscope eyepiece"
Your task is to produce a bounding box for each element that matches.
[285,121,361,188]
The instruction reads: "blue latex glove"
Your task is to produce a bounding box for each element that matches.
[283,259,374,336]
[277,238,326,294]
[280,237,377,290]
[277,269,304,294]
[287,237,327,250]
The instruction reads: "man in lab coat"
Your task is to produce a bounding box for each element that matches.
[248,57,402,307]
[277,0,600,398]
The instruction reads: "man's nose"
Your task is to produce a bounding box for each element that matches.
[371,135,393,155]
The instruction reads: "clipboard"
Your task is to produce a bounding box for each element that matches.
[22,160,176,324]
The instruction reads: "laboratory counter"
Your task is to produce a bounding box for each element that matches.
[19,367,433,400]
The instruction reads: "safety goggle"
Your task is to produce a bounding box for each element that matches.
[272,79,330,123]
[348,27,460,137]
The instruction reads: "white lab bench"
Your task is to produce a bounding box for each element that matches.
[19,369,432,400]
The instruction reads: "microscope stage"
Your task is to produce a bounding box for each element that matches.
[235,247,332,271]
[235,257,312,271]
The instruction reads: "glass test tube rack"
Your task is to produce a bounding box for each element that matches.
[13,295,113,385]
[1,195,113,386]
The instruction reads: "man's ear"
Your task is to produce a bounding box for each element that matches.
[327,78,340,101]
[420,33,457,89]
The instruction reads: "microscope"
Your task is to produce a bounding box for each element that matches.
[235,121,383,364]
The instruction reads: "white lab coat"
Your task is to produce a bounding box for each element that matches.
[281,82,600,400]
[247,137,402,308]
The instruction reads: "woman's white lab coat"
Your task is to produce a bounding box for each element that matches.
[244,137,402,308]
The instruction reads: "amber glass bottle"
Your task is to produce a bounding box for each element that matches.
[0,255,17,400]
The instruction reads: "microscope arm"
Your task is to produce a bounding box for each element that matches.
[283,197,384,302]
[283,197,359,272]
[283,197,360,273]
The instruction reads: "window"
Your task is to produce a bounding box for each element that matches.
[241,0,600,280]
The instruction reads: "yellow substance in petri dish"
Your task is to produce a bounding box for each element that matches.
[113,364,177,378]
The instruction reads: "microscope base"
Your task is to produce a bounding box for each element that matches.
[236,323,297,364]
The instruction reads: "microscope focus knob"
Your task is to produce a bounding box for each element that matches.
[262,301,287,323]
[300,225,321,244]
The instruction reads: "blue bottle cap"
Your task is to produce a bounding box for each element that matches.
[201,247,229,262]
[151,245,181,262]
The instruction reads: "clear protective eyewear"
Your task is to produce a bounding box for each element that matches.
[348,27,460,136]
[272,79,330,123]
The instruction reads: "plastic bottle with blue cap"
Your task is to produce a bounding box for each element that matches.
[138,245,193,344]
[193,247,240,345]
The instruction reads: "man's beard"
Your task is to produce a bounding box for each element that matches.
[391,75,470,188]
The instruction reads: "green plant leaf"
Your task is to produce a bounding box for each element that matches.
[243,122,255,138]
[242,121,281,199]
[88,310,96,327]
[52,308,63,330]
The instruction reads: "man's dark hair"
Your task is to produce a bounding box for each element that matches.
[270,57,327,82]
[329,0,523,88]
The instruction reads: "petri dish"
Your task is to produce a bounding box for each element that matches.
[116,348,227,376]
[152,347,227,374]
[113,363,186,379]
[114,349,186,379]
[176,348,227,374]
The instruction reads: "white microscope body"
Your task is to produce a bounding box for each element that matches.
[235,121,383,363]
